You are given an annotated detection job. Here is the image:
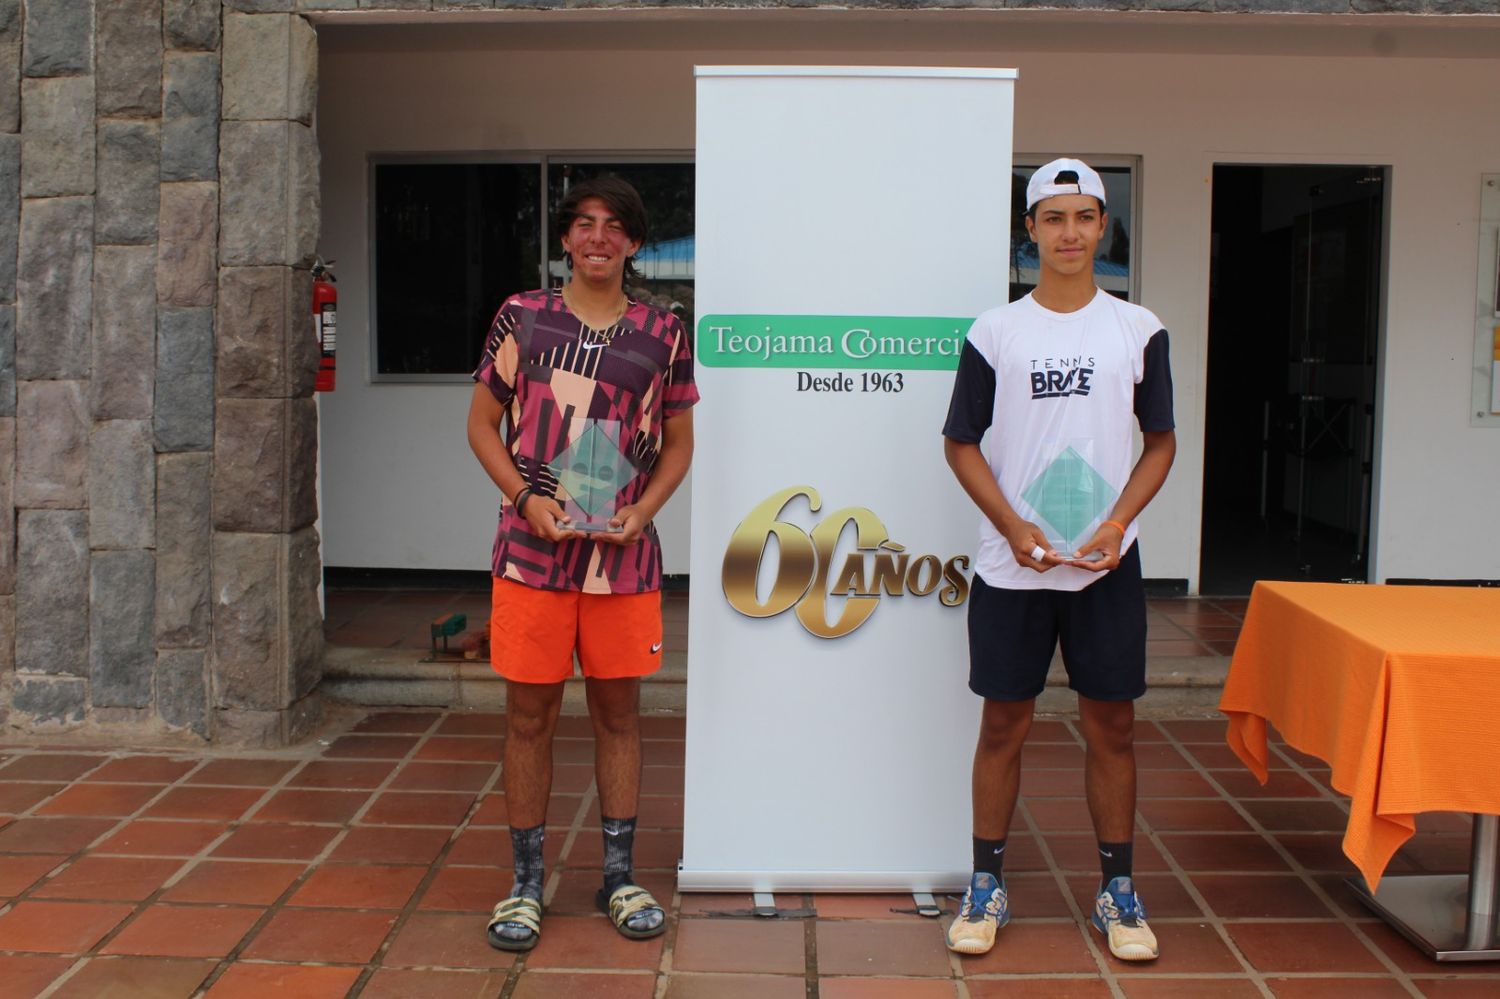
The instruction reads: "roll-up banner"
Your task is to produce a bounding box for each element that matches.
[683,66,1018,892]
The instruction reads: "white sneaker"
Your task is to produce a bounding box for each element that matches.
[1092,876,1159,961]
[946,872,1010,955]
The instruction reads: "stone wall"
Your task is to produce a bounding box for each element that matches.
[0,1,322,745]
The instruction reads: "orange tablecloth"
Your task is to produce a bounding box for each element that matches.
[1219,581,1500,890]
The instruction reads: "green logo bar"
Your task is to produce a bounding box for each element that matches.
[698,315,972,371]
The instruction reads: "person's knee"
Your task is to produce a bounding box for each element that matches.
[588,680,640,739]
[1080,700,1134,755]
[977,700,1033,754]
[507,683,563,741]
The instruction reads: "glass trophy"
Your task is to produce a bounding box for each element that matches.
[1020,443,1118,557]
[552,420,629,533]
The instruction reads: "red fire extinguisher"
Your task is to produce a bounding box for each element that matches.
[312,257,337,392]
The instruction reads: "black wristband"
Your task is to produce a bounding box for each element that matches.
[514,487,533,517]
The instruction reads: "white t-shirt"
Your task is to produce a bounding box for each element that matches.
[942,289,1174,591]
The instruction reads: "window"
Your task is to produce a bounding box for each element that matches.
[373,162,540,377]
[371,158,694,380]
[1009,159,1137,303]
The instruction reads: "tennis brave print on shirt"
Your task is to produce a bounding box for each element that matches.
[1030,355,1096,399]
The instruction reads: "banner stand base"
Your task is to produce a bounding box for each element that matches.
[677,865,971,894]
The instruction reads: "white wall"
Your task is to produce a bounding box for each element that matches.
[315,14,1500,588]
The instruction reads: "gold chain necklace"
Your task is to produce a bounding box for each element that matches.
[561,284,628,333]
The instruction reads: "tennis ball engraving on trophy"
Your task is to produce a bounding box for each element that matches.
[721,486,971,639]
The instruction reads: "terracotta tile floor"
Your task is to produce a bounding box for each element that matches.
[2,713,1497,998]
[324,584,1246,658]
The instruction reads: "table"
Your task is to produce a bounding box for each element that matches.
[1219,581,1500,961]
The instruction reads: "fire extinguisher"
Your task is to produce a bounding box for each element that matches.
[312,257,337,392]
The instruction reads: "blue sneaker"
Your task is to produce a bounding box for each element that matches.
[1092,876,1159,961]
[946,872,1010,954]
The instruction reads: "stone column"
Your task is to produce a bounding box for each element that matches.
[2,1,324,744]
[212,7,322,744]
[9,0,97,725]
[0,0,16,719]
[154,0,224,741]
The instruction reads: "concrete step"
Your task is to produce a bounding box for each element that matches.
[319,647,1229,719]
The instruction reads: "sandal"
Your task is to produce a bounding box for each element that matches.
[597,884,667,940]
[487,895,542,952]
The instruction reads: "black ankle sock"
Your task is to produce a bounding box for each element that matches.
[509,823,546,901]
[973,836,1007,881]
[1099,840,1133,887]
[601,815,637,895]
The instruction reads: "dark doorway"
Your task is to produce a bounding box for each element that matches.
[1201,165,1385,595]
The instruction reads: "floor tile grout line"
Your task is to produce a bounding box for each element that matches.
[802,891,819,998]
[653,778,687,999]
[26,753,313,999]
[334,710,480,998]
[650,870,683,999]
[6,756,216,925]
[152,754,323,893]
[1153,721,1289,998]
[28,955,91,999]
[1130,761,1278,998]
[171,755,365,997]
[1237,739,1429,992]
[1159,723,1426,996]
[189,711,448,998]
[1016,720,1128,999]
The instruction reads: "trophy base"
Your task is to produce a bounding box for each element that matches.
[561,520,623,534]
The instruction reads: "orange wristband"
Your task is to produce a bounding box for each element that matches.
[1102,519,1127,536]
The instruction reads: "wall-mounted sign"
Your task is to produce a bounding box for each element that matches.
[1474,176,1500,426]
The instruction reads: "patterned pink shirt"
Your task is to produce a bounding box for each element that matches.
[473,289,699,594]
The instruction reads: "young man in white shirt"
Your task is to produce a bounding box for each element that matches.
[941,158,1175,961]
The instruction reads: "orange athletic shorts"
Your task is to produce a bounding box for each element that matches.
[489,577,664,683]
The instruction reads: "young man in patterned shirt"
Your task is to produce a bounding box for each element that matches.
[467,177,698,951]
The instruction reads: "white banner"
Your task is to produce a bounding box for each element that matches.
[683,66,1017,892]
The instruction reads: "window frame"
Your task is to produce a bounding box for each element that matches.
[365,151,1137,383]
[366,151,694,385]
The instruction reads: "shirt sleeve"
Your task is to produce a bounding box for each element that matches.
[942,338,996,444]
[472,299,520,405]
[662,313,700,417]
[1133,329,1175,432]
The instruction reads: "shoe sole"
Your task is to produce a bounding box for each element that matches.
[946,935,996,955]
[1090,917,1158,961]
[486,926,539,952]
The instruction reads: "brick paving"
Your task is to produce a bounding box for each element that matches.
[2,711,1497,998]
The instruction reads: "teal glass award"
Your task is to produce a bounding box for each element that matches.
[552,420,629,533]
[1020,444,1118,555]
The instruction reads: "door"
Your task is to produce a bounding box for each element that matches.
[1201,165,1385,595]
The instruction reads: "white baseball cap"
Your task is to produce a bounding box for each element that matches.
[1026,158,1107,212]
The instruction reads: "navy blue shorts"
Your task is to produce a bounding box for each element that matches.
[967,544,1147,703]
